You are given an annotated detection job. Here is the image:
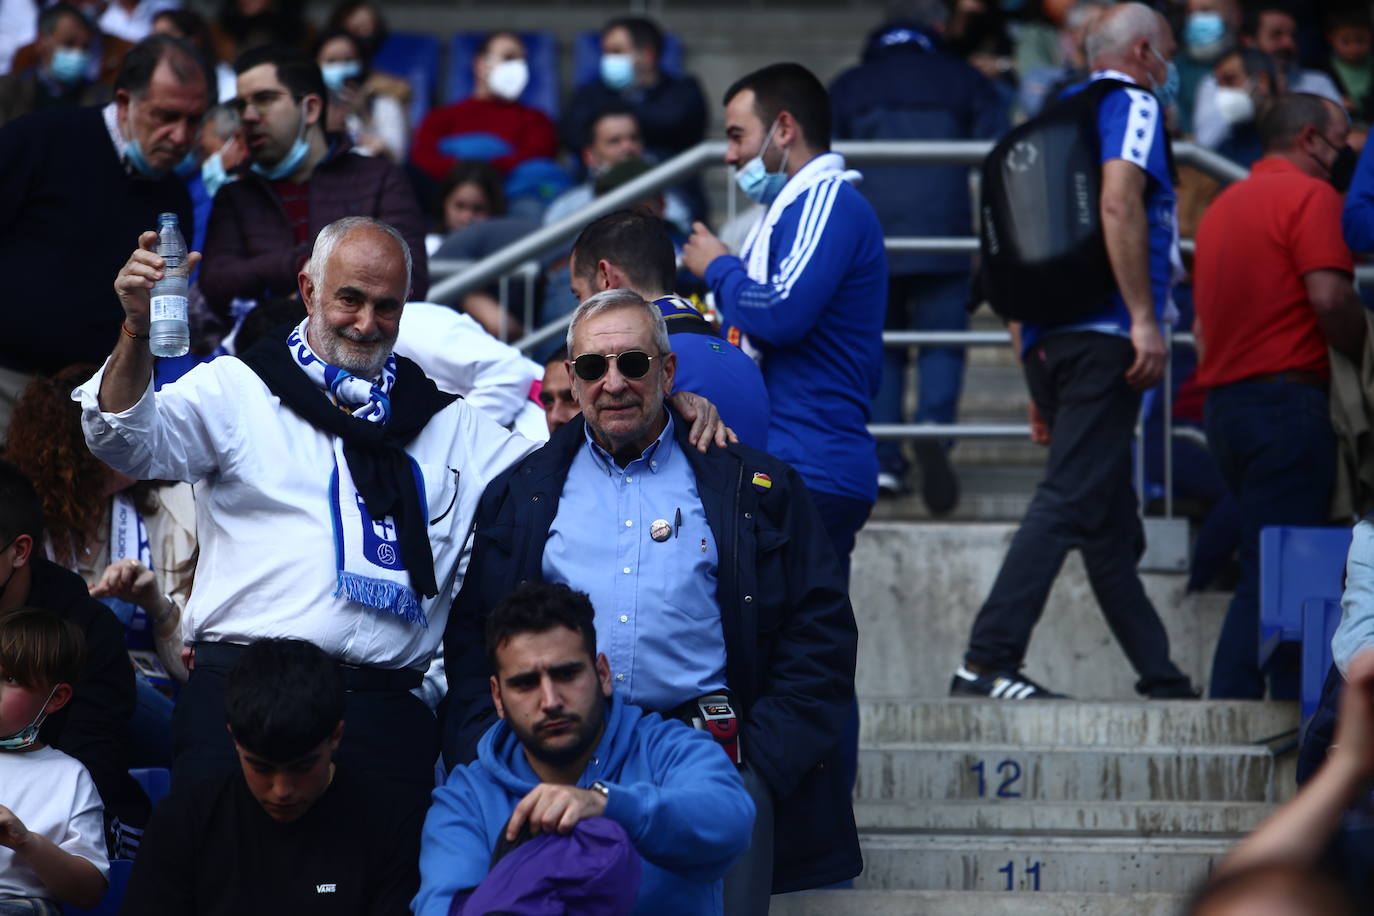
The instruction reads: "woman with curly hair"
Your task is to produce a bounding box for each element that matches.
[5,365,197,765]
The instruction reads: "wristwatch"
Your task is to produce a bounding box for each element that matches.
[590,780,610,799]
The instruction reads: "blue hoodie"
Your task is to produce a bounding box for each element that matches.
[413,695,755,916]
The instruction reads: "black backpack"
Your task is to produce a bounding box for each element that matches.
[978,78,1138,324]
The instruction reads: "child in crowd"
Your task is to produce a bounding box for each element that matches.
[0,608,108,912]
[1325,11,1374,127]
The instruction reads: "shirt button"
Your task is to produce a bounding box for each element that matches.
[744,512,752,519]
[625,476,633,483]
[623,567,631,574]
[619,615,628,623]
[651,461,658,468]
[744,595,753,603]
[625,520,633,527]
[616,674,625,681]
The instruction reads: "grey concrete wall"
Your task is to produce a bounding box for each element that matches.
[851,522,1228,700]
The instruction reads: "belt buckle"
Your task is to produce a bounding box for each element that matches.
[694,693,742,765]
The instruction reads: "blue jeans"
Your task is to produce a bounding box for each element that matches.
[1205,380,1336,699]
[873,274,969,474]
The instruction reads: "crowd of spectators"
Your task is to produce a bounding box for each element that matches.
[6,0,1374,910]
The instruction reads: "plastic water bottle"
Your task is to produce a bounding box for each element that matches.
[149,213,189,358]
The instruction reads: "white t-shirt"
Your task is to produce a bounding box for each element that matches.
[0,746,109,901]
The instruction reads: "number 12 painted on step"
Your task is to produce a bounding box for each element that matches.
[970,759,1023,797]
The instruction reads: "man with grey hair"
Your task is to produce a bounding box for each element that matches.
[951,1,1198,701]
[75,215,540,806]
[0,32,211,433]
[443,287,862,911]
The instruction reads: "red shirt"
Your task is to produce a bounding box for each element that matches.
[271,178,311,247]
[410,96,557,182]
[1194,156,1354,388]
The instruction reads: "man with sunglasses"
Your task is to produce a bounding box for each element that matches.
[444,289,861,914]
[198,44,427,319]
[569,208,770,450]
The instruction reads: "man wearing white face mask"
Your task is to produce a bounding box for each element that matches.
[1173,0,1241,135]
[200,45,428,321]
[1207,47,1284,168]
[1194,3,1341,150]
[411,30,557,184]
[683,62,886,582]
[562,17,708,222]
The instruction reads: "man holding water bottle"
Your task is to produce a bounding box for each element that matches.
[76,216,540,812]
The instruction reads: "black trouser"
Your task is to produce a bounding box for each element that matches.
[172,645,439,810]
[964,332,1190,693]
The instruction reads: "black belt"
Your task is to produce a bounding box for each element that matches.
[191,641,424,692]
[1231,370,1329,392]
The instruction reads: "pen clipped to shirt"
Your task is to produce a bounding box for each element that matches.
[674,507,682,538]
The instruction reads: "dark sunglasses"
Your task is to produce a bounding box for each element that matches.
[571,350,656,382]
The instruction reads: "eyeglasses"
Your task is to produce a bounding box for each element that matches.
[227,89,293,116]
[571,350,656,382]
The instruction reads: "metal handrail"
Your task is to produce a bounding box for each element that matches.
[445,138,1257,523]
[426,139,1249,305]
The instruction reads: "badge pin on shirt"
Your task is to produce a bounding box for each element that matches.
[650,519,672,542]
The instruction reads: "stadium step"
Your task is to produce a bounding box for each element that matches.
[853,799,1275,836]
[856,832,1231,894]
[858,698,1299,747]
[771,889,1186,916]
[856,742,1283,804]
[850,522,1230,701]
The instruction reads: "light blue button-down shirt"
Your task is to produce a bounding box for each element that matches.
[542,415,727,713]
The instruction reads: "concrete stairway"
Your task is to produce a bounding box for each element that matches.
[773,699,1298,914]
[765,523,1299,915]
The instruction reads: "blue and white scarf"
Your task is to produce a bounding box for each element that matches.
[289,320,426,625]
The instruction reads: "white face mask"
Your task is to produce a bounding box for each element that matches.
[488,58,529,101]
[1214,86,1257,126]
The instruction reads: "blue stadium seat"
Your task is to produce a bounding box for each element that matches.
[129,766,172,806]
[445,32,560,121]
[1259,525,1352,668]
[63,858,133,915]
[570,30,684,91]
[1301,598,1343,724]
[372,32,442,132]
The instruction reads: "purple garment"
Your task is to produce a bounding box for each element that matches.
[449,817,642,916]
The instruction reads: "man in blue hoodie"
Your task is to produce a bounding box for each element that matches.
[415,582,753,916]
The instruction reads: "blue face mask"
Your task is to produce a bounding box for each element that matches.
[201,150,236,197]
[320,60,362,94]
[734,119,790,205]
[1184,12,1227,51]
[1150,48,1180,110]
[600,53,635,91]
[0,685,57,751]
[48,46,89,84]
[250,108,310,181]
[124,138,164,177]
